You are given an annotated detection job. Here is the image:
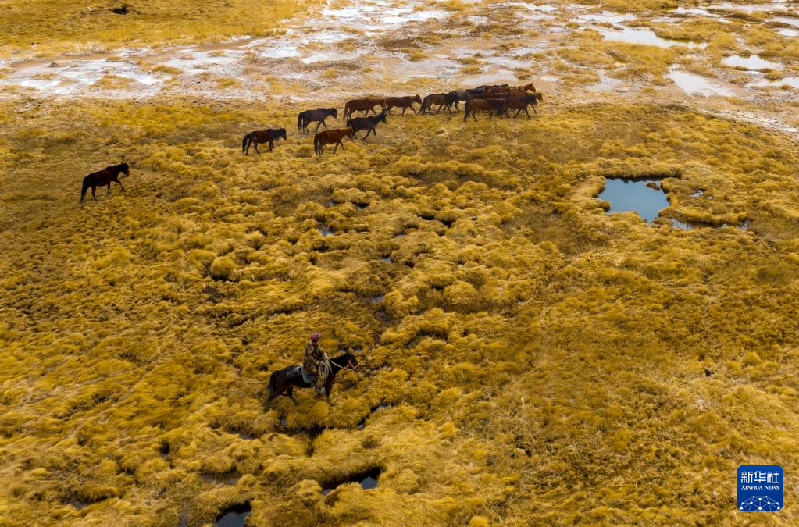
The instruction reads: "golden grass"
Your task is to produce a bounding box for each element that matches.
[0,0,324,56]
[1,97,798,525]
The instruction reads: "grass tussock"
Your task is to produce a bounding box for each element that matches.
[0,97,798,525]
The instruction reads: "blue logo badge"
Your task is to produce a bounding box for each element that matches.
[738,465,783,511]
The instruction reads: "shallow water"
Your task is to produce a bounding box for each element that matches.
[668,69,736,97]
[215,503,251,527]
[322,467,381,495]
[599,178,670,223]
[577,12,636,25]
[600,29,706,48]
[723,54,781,70]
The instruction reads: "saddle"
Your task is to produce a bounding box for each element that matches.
[299,366,316,384]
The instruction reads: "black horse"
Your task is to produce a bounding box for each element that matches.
[298,108,338,134]
[346,110,387,139]
[264,351,359,410]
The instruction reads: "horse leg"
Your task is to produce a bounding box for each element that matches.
[254,143,261,155]
[532,105,538,114]
[107,183,112,195]
[91,186,97,201]
[286,386,299,405]
[315,120,322,134]
[333,142,339,154]
[269,139,274,152]
[116,177,125,192]
[525,108,531,119]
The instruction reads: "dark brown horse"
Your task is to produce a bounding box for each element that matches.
[80,162,129,202]
[343,98,387,119]
[264,351,359,410]
[419,93,457,114]
[503,93,544,118]
[346,110,387,139]
[314,127,355,155]
[464,98,507,121]
[298,108,338,134]
[386,95,422,115]
[242,128,287,154]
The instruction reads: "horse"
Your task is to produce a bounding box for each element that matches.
[343,98,387,120]
[386,95,422,115]
[503,93,543,119]
[242,128,287,154]
[264,350,359,410]
[346,110,387,139]
[80,162,129,202]
[419,93,457,114]
[464,98,507,121]
[448,90,474,111]
[298,108,338,134]
[314,127,355,155]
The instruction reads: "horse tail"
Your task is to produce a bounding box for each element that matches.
[313,134,320,154]
[242,133,250,153]
[268,370,278,395]
[343,102,351,120]
[463,101,470,121]
[297,112,304,132]
[79,177,89,202]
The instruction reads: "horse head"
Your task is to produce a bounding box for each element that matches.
[120,162,130,176]
[331,108,338,119]
[379,110,388,122]
[414,94,422,103]
[279,128,287,140]
[345,350,359,371]
[346,127,355,138]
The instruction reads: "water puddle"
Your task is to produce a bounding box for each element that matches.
[321,467,381,495]
[368,294,385,303]
[380,255,392,263]
[576,12,636,25]
[599,178,670,223]
[215,503,251,527]
[772,16,799,28]
[600,29,707,48]
[318,224,334,236]
[777,28,799,37]
[668,68,736,97]
[709,2,788,13]
[722,54,782,70]
[747,76,799,89]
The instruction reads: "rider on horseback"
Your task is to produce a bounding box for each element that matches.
[303,332,329,396]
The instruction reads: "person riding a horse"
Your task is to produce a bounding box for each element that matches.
[303,332,329,396]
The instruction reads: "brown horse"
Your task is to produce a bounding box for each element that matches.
[485,83,536,95]
[503,93,544,118]
[314,127,355,155]
[419,93,457,114]
[80,162,129,202]
[242,128,287,154]
[264,351,359,410]
[386,95,422,115]
[344,98,387,119]
[464,98,507,121]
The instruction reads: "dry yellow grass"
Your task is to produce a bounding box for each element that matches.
[0,0,323,56]
[1,97,798,525]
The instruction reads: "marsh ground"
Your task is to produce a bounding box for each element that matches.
[1,1,798,526]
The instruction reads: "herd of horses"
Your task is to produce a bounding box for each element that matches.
[79,83,544,201]
[243,82,544,158]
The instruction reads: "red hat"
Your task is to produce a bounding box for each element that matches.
[310,332,321,342]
